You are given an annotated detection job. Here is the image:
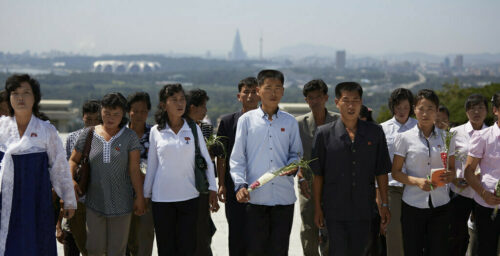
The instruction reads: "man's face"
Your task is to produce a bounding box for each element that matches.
[335,90,362,122]
[189,100,207,122]
[435,111,449,130]
[256,78,284,109]
[237,85,260,110]
[0,101,9,116]
[83,112,100,127]
[305,90,328,112]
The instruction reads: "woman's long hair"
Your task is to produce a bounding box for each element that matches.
[5,74,48,121]
[155,84,185,130]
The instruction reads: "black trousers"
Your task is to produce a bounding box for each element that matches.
[225,188,247,256]
[475,203,500,256]
[194,193,215,256]
[152,197,199,256]
[62,230,81,256]
[325,218,372,256]
[449,194,475,256]
[246,203,294,256]
[401,201,451,256]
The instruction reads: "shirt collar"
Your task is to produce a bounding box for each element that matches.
[258,106,280,119]
[391,116,416,129]
[493,122,500,138]
[416,124,438,139]
[164,119,190,134]
[464,121,487,134]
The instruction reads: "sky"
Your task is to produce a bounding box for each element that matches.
[1,0,499,57]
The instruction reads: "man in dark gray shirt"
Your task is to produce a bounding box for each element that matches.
[311,82,391,256]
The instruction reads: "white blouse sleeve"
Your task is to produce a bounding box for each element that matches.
[197,125,217,192]
[144,127,159,198]
[46,125,77,209]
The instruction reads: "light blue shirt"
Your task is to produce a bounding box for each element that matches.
[230,107,303,206]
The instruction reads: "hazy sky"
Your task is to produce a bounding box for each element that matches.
[1,0,499,57]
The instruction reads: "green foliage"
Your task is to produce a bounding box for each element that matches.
[376,105,393,124]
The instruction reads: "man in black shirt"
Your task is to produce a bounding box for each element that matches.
[216,77,260,256]
[311,82,391,256]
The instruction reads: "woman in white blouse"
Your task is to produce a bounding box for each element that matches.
[0,74,76,255]
[392,89,456,256]
[144,84,218,256]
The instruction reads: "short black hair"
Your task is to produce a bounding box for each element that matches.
[414,89,439,108]
[185,89,209,115]
[127,92,151,112]
[82,100,100,116]
[335,82,363,99]
[438,105,450,118]
[0,90,7,103]
[238,77,258,92]
[465,94,488,111]
[155,84,186,130]
[4,74,47,120]
[492,91,500,109]
[257,69,284,86]
[302,79,328,97]
[388,88,414,116]
[100,92,128,128]
[360,105,374,122]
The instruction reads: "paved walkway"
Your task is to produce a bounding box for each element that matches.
[57,184,306,255]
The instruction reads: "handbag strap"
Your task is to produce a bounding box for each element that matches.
[81,126,95,160]
[187,120,201,156]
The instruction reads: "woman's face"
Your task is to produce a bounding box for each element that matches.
[164,91,186,119]
[129,101,149,126]
[189,100,207,121]
[394,99,411,124]
[466,103,487,128]
[414,98,437,128]
[101,107,124,129]
[10,82,35,116]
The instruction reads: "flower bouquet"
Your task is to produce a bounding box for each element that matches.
[491,180,500,220]
[431,129,457,187]
[205,134,227,158]
[248,158,317,192]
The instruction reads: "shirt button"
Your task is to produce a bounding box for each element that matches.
[428,163,430,165]
[352,161,356,165]
[270,160,273,162]
[270,148,272,150]
[270,135,272,138]
[352,149,356,153]
[352,172,356,176]
[352,182,356,186]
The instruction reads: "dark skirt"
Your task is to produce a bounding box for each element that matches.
[0,151,56,256]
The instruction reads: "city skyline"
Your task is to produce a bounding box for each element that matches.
[1,0,500,57]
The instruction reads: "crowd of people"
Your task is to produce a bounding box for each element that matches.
[0,71,498,256]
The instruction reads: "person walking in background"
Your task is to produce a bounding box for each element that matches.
[216,77,260,256]
[435,105,450,130]
[464,92,500,256]
[69,92,146,256]
[144,84,218,256]
[230,70,303,256]
[0,90,9,116]
[448,94,488,256]
[380,88,417,255]
[312,82,391,256]
[126,92,155,256]
[392,89,456,256]
[57,99,101,256]
[0,74,77,255]
[296,79,338,256]
[185,88,217,256]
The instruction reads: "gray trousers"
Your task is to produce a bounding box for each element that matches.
[385,186,404,256]
[127,203,155,256]
[86,208,132,256]
[299,180,329,256]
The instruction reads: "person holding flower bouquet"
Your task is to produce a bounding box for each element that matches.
[230,70,303,256]
[448,94,488,256]
[392,89,456,256]
[464,91,500,256]
[311,82,392,256]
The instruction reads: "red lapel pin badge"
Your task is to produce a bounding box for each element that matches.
[281,128,285,132]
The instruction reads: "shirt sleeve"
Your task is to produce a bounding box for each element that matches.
[375,126,392,176]
[311,128,325,176]
[393,133,408,158]
[127,129,142,152]
[46,125,77,209]
[287,119,303,166]
[230,115,248,191]
[144,128,158,198]
[197,125,217,192]
[468,130,485,159]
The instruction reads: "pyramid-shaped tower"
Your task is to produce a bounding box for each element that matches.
[230,29,247,60]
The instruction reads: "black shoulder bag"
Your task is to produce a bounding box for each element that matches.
[187,120,209,194]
